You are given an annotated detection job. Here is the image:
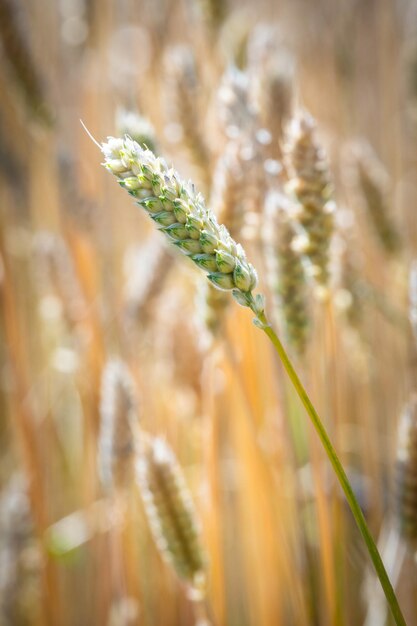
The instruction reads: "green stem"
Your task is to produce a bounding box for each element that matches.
[254,308,406,626]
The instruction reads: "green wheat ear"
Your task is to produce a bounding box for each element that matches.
[101,135,265,318]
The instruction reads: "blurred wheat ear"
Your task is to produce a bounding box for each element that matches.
[136,434,207,594]
[264,191,310,356]
[98,359,139,492]
[284,111,335,294]
[395,396,417,551]
[354,142,402,256]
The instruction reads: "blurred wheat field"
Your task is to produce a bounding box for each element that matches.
[2,0,417,624]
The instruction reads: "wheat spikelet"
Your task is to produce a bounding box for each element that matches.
[136,435,206,592]
[395,396,417,551]
[116,108,158,154]
[101,136,262,314]
[0,0,52,124]
[284,111,335,289]
[355,143,402,255]
[265,191,309,355]
[98,359,139,491]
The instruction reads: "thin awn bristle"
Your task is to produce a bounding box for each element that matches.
[284,111,335,291]
[98,359,139,492]
[136,435,207,592]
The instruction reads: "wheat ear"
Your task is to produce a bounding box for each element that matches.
[101,136,263,314]
[355,143,402,255]
[265,192,310,355]
[395,396,417,550]
[136,435,206,593]
[98,359,139,491]
[284,111,335,290]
